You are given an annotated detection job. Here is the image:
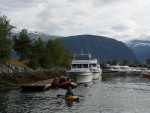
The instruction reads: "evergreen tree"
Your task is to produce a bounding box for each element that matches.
[0,15,12,64]
[61,49,72,67]
[29,38,51,69]
[46,39,72,67]
[134,60,140,66]
[46,39,55,66]
[13,29,32,61]
[52,40,65,65]
[111,59,118,65]
[106,61,112,64]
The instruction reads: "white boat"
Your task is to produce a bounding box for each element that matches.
[104,64,141,75]
[90,59,102,80]
[119,66,142,75]
[104,64,126,74]
[141,69,150,78]
[67,54,96,83]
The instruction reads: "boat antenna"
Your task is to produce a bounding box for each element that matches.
[81,50,83,55]
[89,54,91,60]
[74,50,76,54]
[86,47,89,55]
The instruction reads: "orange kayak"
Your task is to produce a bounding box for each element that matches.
[62,96,79,101]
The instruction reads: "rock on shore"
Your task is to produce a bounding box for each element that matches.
[0,64,68,88]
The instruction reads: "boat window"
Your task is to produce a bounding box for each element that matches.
[113,67,120,69]
[83,64,88,68]
[77,64,82,68]
[72,64,76,68]
[91,64,96,67]
[72,64,88,68]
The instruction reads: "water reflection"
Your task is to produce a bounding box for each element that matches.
[2,74,150,113]
[65,101,74,108]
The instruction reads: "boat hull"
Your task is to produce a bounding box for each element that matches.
[92,70,102,80]
[141,73,150,78]
[67,71,93,83]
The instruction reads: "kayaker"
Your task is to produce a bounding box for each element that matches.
[59,76,67,84]
[65,87,74,97]
[51,78,60,88]
[67,77,74,82]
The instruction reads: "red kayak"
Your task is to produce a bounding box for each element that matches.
[60,81,77,89]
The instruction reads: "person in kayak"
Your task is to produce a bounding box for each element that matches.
[65,87,74,97]
[51,77,60,88]
[59,76,67,84]
[67,77,74,82]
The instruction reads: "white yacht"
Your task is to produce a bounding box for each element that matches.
[120,66,142,75]
[104,64,142,75]
[67,54,93,83]
[90,59,102,80]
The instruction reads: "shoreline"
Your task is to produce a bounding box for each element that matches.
[0,65,68,89]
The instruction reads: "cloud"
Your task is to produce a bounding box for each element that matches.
[0,0,45,10]
[1,0,150,41]
[112,25,129,32]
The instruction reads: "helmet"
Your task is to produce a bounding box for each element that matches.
[67,86,72,90]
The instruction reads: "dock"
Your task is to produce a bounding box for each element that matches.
[20,79,53,92]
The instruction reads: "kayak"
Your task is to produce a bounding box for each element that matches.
[57,95,79,101]
[62,96,79,101]
[60,81,77,89]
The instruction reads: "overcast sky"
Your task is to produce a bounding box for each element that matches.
[1,0,150,42]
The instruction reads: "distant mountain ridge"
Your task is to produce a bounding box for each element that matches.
[59,35,136,64]
[10,32,137,64]
[126,40,150,64]
[10,32,60,41]
[127,40,150,48]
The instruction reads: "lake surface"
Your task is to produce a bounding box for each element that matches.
[1,74,150,113]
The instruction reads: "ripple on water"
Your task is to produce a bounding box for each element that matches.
[1,75,150,113]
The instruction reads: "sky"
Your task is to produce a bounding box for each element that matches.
[0,0,150,42]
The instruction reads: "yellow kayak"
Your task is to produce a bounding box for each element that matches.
[62,96,79,101]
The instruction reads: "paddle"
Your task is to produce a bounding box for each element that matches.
[57,94,64,98]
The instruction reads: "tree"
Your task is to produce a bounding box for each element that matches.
[46,39,72,67]
[28,38,72,69]
[0,15,12,63]
[52,40,66,65]
[111,59,118,65]
[123,59,129,65]
[106,60,112,64]
[13,29,32,61]
[46,39,55,66]
[29,38,51,69]
[134,60,140,66]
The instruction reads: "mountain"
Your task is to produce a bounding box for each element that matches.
[59,35,137,64]
[126,40,150,64]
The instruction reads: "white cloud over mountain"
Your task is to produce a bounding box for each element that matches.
[1,0,150,41]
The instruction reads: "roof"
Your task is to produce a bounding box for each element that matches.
[74,54,91,60]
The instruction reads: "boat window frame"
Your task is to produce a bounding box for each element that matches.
[71,64,89,68]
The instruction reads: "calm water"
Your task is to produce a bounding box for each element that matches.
[1,74,150,113]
